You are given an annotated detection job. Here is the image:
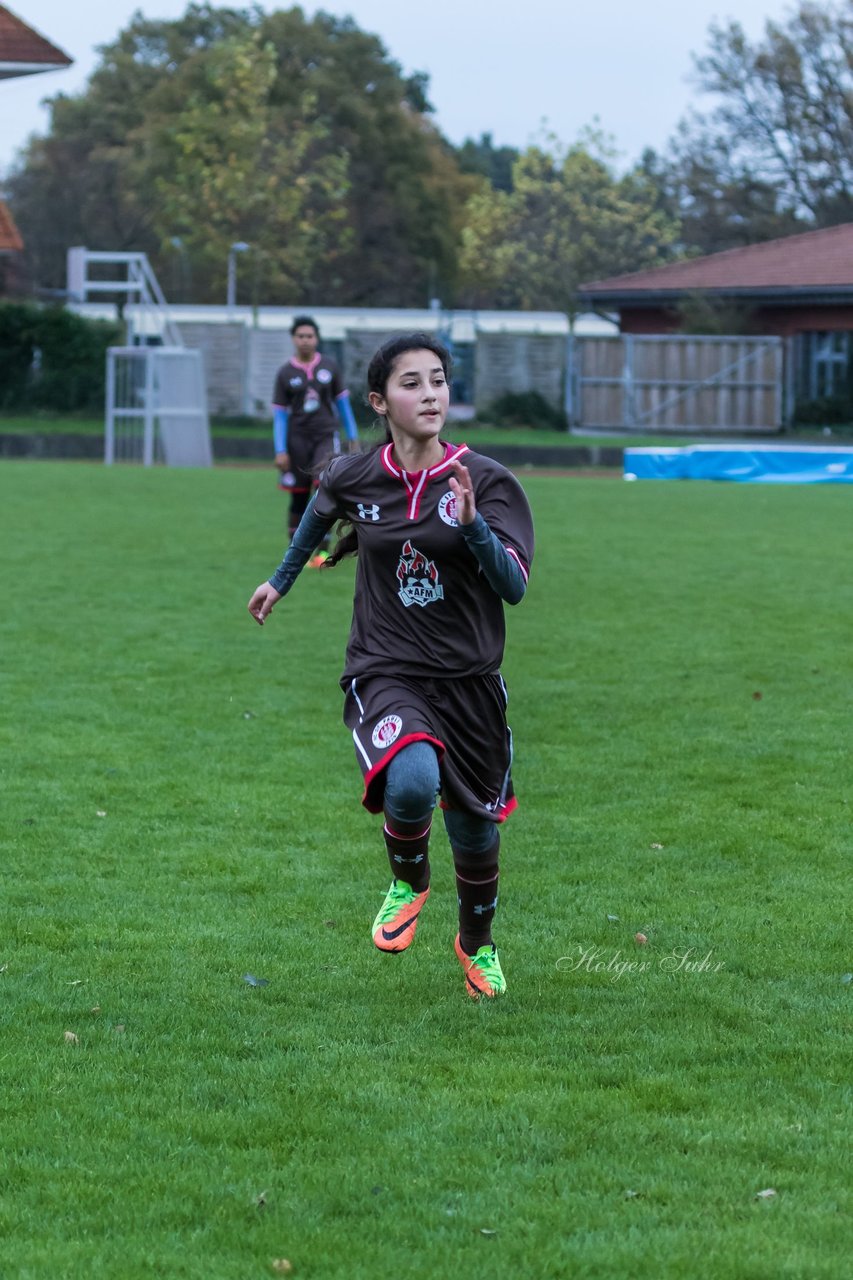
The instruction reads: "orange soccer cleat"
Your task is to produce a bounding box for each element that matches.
[454,934,507,999]
[372,880,430,952]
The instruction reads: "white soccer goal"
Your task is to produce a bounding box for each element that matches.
[67,247,213,467]
[105,347,212,467]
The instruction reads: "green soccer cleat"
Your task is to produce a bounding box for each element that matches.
[372,880,430,952]
[454,934,507,999]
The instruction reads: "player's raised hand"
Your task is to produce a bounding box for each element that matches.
[247,582,282,625]
[449,460,476,525]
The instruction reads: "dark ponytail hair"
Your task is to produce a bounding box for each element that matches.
[366,331,451,398]
[291,315,319,337]
[323,333,453,568]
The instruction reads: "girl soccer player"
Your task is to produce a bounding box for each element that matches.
[248,333,534,998]
[272,316,359,551]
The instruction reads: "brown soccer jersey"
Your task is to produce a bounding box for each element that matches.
[272,354,343,438]
[313,442,534,683]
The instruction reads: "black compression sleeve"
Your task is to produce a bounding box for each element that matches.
[268,495,336,596]
[459,512,527,604]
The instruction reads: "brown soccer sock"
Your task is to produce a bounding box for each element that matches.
[453,834,500,954]
[288,488,310,539]
[383,817,432,894]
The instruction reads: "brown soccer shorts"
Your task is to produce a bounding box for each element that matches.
[342,671,517,822]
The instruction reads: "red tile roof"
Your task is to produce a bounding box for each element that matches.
[0,200,23,252]
[0,4,72,74]
[581,223,853,295]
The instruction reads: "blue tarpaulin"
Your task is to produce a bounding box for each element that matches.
[624,445,853,484]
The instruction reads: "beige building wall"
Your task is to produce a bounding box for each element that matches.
[178,322,569,418]
[474,333,565,411]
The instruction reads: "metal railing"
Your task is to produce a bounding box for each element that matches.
[66,247,183,346]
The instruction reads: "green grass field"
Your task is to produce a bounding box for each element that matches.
[1,462,850,1279]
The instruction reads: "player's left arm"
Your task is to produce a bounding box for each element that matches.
[449,460,533,605]
[248,460,345,625]
[335,390,360,452]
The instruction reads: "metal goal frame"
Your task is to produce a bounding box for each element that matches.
[105,346,212,467]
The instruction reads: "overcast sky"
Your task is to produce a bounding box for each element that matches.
[1,0,796,177]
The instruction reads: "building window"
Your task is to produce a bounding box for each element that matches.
[794,331,853,422]
[799,331,852,399]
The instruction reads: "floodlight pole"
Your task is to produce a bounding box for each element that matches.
[227,241,250,313]
[169,236,190,302]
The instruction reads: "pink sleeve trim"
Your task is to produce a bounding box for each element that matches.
[505,546,529,583]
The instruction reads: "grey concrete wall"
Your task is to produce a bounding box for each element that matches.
[343,330,401,409]
[176,322,248,416]
[474,333,565,411]
[178,324,569,418]
[248,329,291,417]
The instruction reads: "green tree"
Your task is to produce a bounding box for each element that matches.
[139,34,350,303]
[458,133,678,311]
[660,0,853,252]
[456,133,519,193]
[6,3,476,306]
[259,7,475,304]
[637,142,805,259]
[6,5,255,291]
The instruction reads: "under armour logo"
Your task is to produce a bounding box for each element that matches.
[357,503,381,521]
[474,897,499,916]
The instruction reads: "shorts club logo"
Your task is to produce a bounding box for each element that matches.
[396,540,444,608]
[437,491,458,527]
[372,714,402,748]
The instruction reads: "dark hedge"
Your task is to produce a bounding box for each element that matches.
[0,304,121,411]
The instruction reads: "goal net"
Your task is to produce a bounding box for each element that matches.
[105,347,212,467]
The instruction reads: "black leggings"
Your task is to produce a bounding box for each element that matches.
[384,741,498,856]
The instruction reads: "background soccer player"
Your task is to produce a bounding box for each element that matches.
[250,333,534,998]
[272,315,359,558]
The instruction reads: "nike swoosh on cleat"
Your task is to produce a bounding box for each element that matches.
[381,906,423,941]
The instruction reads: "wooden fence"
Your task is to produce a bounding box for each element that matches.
[568,335,783,432]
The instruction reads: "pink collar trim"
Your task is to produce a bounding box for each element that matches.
[380,442,469,520]
[380,440,469,482]
[291,353,322,376]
